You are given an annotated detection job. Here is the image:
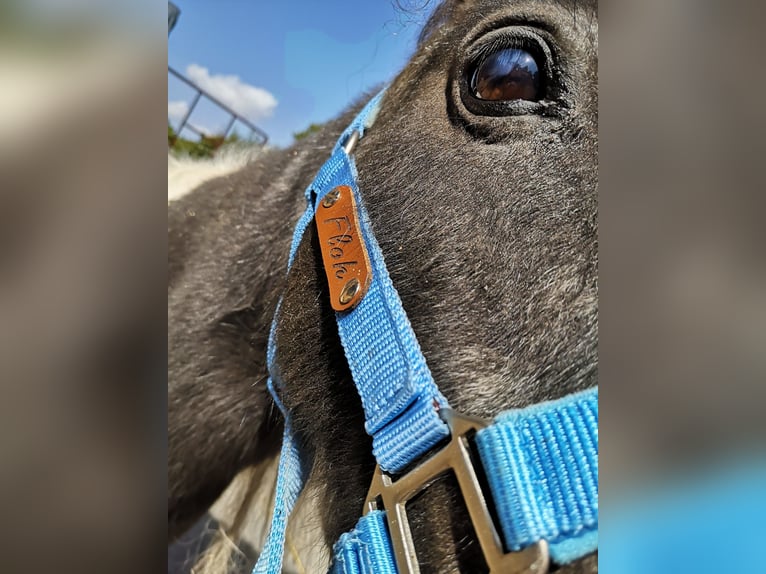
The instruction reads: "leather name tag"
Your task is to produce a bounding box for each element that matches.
[315,185,372,312]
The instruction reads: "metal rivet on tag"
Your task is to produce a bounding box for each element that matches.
[322,188,342,208]
[315,184,371,311]
[339,278,360,305]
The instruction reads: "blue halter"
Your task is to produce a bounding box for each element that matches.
[253,91,598,574]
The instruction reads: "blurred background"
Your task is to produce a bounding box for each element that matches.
[599,0,766,570]
[0,0,764,572]
[0,1,166,572]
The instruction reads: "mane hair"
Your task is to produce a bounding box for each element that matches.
[168,147,264,203]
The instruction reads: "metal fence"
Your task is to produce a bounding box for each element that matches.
[168,66,269,146]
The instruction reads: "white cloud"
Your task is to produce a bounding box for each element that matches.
[168,101,213,136]
[185,64,277,121]
[168,100,189,123]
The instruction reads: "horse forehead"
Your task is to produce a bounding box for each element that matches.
[456,0,598,17]
[431,0,599,54]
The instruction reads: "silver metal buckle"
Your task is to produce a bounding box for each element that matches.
[364,410,549,574]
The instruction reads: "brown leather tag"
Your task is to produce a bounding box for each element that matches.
[314,185,372,312]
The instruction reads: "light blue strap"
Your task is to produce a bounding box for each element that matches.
[291,87,449,474]
[303,89,387,204]
[286,90,387,269]
[329,511,398,574]
[252,411,305,574]
[252,318,307,573]
[328,179,449,473]
[331,90,385,156]
[252,91,388,574]
[475,386,599,564]
[329,388,599,571]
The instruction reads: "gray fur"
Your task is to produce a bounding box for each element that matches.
[168,0,598,571]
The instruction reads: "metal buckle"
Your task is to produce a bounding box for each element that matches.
[364,410,550,574]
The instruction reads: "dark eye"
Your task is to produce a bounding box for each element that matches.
[470,48,541,102]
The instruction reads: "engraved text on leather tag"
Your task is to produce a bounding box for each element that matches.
[314,185,372,312]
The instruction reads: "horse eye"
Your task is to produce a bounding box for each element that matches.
[470,48,541,102]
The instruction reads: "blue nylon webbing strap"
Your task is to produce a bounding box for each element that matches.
[328,388,599,572]
[329,178,449,473]
[252,312,306,574]
[252,91,387,574]
[329,511,398,574]
[475,386,599,564]
[290,87,450,473]
[252,413,304,574]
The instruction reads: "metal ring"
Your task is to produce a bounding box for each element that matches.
[343,130,361,155]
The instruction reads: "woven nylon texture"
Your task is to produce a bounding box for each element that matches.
[251,417,304,573]
[331,389,599,570]
[329,511,398,574]
[252,93,386,574]
[475,386,599,564]
[330,176,449,472]
[269,86,450,474]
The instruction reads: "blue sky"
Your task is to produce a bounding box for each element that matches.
[168,1,437,147]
